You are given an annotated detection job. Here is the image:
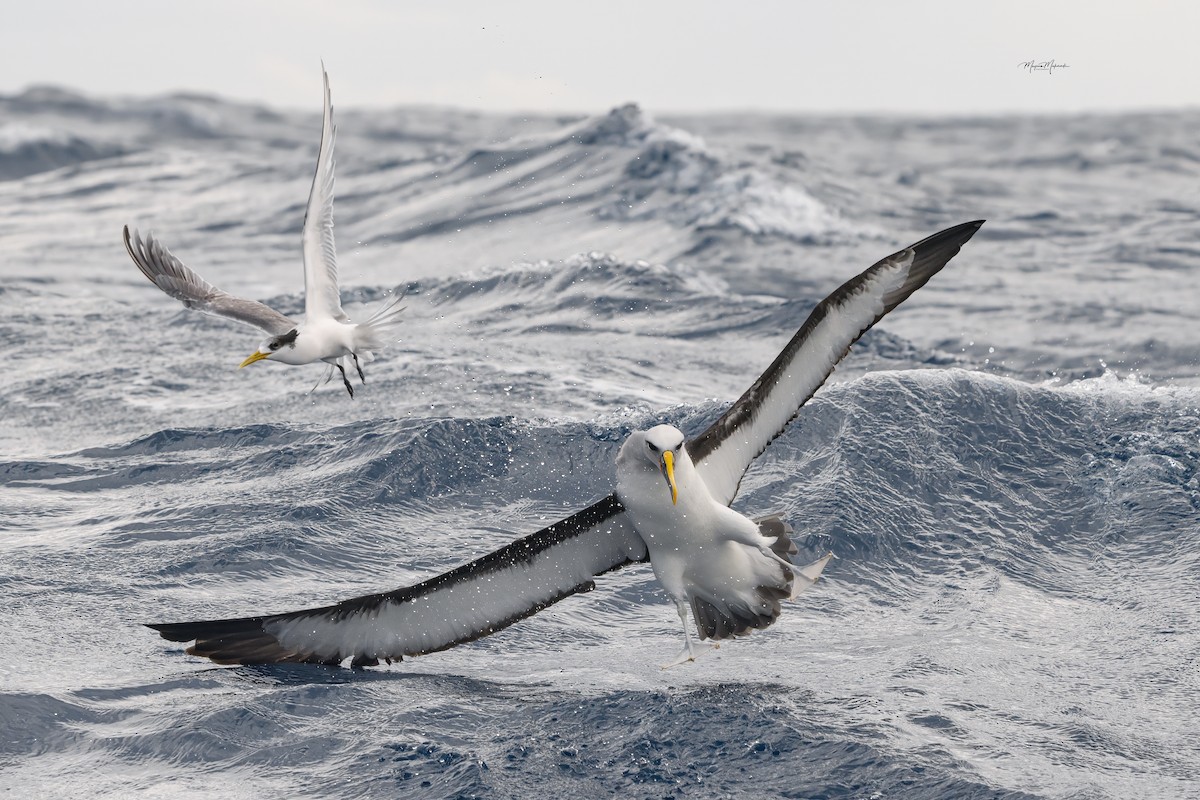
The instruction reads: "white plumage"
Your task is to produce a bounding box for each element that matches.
[617,424,833,665]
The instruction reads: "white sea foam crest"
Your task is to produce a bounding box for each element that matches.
[0,122,74,152]
[568,105,863,242]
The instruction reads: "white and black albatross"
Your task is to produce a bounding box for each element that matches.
[121,68,405,398]
[147,220,984,667]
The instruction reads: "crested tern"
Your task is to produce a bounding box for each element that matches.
[122,68,404,397]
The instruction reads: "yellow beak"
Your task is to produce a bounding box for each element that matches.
[239,351,270,368]
[663,450,678,506]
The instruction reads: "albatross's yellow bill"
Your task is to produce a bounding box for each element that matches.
[663,450,679,505]
[239,351,270,368]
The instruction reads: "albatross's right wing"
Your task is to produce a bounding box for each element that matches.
[147,494,648,667]
[689,220,984,506]
[123,225,297,336]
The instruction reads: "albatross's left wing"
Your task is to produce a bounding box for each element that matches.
[147,494,647,666]
[689,220,984,505]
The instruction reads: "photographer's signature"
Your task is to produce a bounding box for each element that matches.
[1019,59,1070,75]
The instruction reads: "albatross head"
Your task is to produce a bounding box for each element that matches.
[240,329,299,368]
[619,424,687,506]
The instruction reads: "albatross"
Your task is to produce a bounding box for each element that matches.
[147,220,984,667]
[122,68,405,397]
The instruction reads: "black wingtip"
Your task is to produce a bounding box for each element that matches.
[953,219,985,243]
[145,621,194,643]
[911,219,985,250]
[145,616,268,643]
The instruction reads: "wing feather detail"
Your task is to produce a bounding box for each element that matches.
[301,65,345,322]
[123,225,296,335]
[147,494,647,665]
[688,220,984,505]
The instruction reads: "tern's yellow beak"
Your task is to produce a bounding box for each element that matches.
[662,450,678,505]
[239,350,270,369]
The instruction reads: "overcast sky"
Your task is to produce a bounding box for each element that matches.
[3,0,1197,114]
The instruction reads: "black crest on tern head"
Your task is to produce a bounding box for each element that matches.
[272,329,299,350]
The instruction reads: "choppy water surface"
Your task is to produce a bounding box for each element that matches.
[1,87,1198,798]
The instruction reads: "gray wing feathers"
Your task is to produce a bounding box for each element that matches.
[689,220,984,505]
[123,226,296,335]
[301,66,345,322]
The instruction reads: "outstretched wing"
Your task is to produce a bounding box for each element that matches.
[148,494,648,666]
[301,65,346,323]
[689,220,985,505]
[123,226,297,336]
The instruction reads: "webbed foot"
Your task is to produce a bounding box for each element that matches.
[660,640,718,670]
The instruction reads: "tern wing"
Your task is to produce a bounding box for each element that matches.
[123,226,297,336]
[689,220,985,506]
[147,494,648,666]
[301,66,346,323]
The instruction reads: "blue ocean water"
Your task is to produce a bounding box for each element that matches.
[1,88,1198,798]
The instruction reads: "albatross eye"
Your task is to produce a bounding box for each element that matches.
[647,442,659,453]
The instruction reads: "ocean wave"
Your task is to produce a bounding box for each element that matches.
[360,103,870,262]
[743,369,1200,588]
[11,368,1195,577]
[4,90,1199,799]
[2,366,1196,799]
[0,122,125,179]
[576,105,861,243]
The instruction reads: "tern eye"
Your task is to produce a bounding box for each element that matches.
[268,341,281,351]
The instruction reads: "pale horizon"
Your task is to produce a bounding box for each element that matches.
[3,0,1197,116]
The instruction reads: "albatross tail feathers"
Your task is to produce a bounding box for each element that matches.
[688,515,831,641]
[690,588,787,641]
